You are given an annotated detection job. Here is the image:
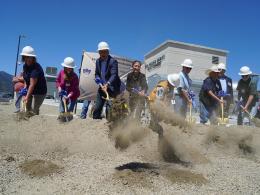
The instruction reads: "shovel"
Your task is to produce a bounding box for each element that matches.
[95,78,111,101]
[240,105,260,127]
[218,97,229,125]
[240,105,253,119]
[186,102,196,124]
[58,98,73,122]
[17,99,30,121]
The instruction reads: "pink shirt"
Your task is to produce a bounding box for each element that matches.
[56,70,80,101]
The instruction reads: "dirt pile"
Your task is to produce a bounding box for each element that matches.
[19,159,62,177]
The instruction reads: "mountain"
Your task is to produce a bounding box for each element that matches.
[0,71,13,93]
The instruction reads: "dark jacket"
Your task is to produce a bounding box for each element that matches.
[199,77,222,108]
[95,55,121,96]
[23,63,47,95]
[126,72,148,99]
[237,77,258,107]
[219,75,234,104]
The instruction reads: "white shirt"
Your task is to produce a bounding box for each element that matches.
[219,78,227,93]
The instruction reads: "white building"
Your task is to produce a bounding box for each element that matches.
[144,40,229,92]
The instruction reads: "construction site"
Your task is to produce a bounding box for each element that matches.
[0,95,260,194]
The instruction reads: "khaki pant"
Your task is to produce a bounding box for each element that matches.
[26,94,46,115]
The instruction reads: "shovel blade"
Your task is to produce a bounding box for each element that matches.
[58,112,73,123]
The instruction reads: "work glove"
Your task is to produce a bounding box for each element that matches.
[59,90,67,98]
[18,87,28,96]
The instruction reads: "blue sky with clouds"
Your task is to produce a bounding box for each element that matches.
[0,0,259,81]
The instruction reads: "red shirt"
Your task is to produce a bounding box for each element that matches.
[56,70,80,101]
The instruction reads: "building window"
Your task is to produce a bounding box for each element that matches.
[212,56,219,64]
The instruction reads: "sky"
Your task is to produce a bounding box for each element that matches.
[0,0,259,82]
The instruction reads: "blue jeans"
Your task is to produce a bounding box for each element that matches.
[93,89,107,119]
[180,98,188,117]
[199,101,217,124]
[59,98,76,113]
[80,100,91,119]
[15,93,23,111]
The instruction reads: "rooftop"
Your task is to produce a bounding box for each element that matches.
[145,40,229,59]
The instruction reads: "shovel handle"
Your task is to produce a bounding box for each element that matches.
[240,105,253,119]
[63,98,68,113]
[101,90,110,101]
[189,102,192,118]
[221,97,224,121]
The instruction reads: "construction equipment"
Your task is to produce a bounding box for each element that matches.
[20,46,37,57]
[16,88,31,121]
[62,98,73,122]
[58,90,73,122]
[186,103,196,124]
[97,41,110,51]
[94,78,110,101]
[217,91,229,125]
[218,97,229,125]
[186,91,196,124]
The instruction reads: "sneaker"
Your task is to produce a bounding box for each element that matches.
[80,115,86,119]
[14,110,20,113]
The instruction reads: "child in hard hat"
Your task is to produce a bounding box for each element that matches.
[148,73,179,136]
[149,73,179,107]
[56,57,80,115]
[199,65,223,124]
[236,66,259,125]
[126,60,148,118]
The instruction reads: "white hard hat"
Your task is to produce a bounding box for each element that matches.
[238,66,252,76]
[20,46,36,57]
[61,57,76,69]
[167,73,180,87]
[181,59,193,68]
[205,65,220,75]
[218,63,226,70]
[97,41,110,51]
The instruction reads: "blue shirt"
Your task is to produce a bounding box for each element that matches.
[100,57,108,82]
[179,71,192,91]
[23,63,47,95]
[199,77,222,107]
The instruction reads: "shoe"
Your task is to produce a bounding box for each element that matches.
[14,110,20,113]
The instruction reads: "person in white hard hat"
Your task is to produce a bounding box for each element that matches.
[148,73,179,104]
[236,66,259,125]
[199,65,223,124]
[147,73,180,138]
[217,63,233,117]
[56,57,80,116]
[21,46,47,115]
[178,59,194,117]
[93,41,121,119]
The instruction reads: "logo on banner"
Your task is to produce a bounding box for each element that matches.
[83,68,91,75]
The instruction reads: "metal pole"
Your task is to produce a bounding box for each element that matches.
[14,35,21,77]
[74,49,86,114]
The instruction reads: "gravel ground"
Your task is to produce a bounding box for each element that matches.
[0,103,260,195]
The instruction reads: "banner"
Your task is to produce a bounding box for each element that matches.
[78,51,142,100]
[78,52,99,100]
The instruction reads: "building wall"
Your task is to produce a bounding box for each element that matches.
[165,47,227,80]
[145,46,227,81]
[46,76,57,98]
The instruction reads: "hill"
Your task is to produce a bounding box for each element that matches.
[0,71,13,93]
